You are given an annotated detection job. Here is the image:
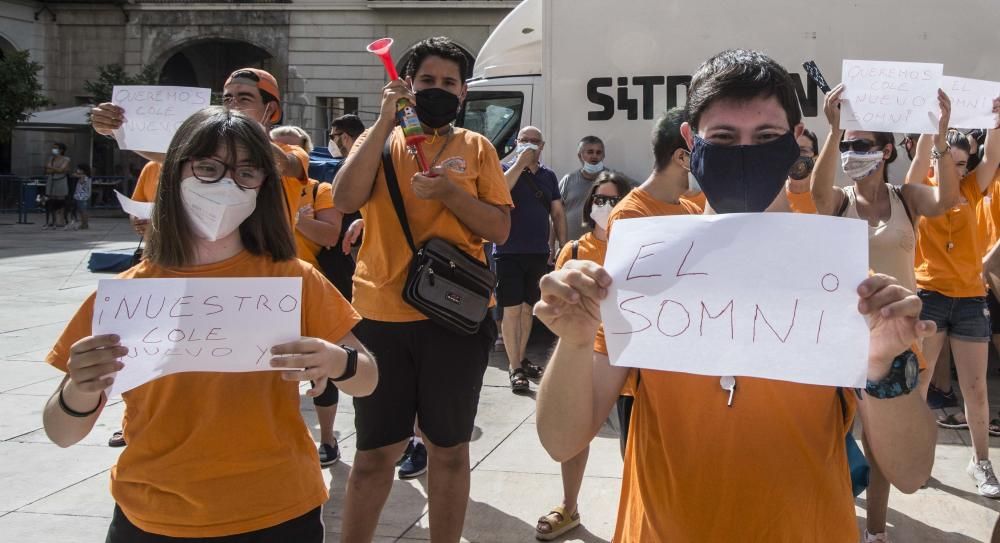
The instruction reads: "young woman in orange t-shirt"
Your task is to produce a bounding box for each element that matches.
[536,171,633,541]
[42,107,377,541]
[907,106,1000,500]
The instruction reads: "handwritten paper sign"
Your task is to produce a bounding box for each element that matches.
[93,277,302,395]
[841,60,943,134]
[111,85,211,153]
[600,214,870,387]
[114,190,153,220]
[942,76,1000,130]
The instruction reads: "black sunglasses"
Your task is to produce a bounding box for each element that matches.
[592,195,621,206]
[839,139,880,153]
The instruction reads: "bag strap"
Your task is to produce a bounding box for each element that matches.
[889,184,915,224]
[836,187,853,217]
[312,180,318,202]
[519,169,551,213]
[382,137,418,255]
[571,240,579,260]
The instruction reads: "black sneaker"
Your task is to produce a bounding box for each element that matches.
[318,442,340,467]
[108,430,126,448]
[397,439,415,466]
[927,385,958,409]
[398,442,427,479]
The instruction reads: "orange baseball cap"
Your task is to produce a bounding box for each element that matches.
[225,68,282,124]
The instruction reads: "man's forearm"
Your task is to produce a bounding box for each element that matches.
[858,387,936,493]
[536,339,602,462]
[334,119,394,213]
[440,189,510,244]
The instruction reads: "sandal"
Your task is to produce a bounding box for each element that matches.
[937,413,969,429]
[521,358,545,380]
[990,419,1000,437]
[510,368,530,392]
[535,505,580,541]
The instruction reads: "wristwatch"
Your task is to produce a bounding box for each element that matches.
[865,350,920,399]
[332,344,358,382]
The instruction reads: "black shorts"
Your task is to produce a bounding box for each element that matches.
[311,379,339,407]
[989,289,1000,335]
[494,253,549,307]
[105,505,323,542]
[352,317,496,450]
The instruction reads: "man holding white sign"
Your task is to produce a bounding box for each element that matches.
[535,50,937,542]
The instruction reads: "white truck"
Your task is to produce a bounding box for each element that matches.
[458,0,1000,182]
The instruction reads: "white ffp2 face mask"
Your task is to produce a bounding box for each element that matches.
[180,177,258,242]
[841,151,884,181]
[590,202,613,230]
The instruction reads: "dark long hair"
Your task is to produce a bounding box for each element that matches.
[582,171,634,229]
[146,106,295,267]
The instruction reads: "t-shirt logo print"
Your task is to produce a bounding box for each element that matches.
[439,156,467,173]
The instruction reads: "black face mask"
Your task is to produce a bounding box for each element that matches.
[690,131,801,214]
[414,87,460,129]
[787,155,815,181]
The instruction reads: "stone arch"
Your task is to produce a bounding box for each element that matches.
[155,38,275,91]
[0,34,18,59]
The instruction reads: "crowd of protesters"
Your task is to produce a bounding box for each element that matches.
[39,34,1000,543]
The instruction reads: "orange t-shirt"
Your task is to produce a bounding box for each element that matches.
[294,180,336,268]
[276,142,310,226]
[915,173,986,297]
[131,161,161,203]
[976,171,1000,256]
[614,373,857,542]
[351,127,513,321]
[45,252,360,538]
[680,191,707,213]
[554,231,607,270]
[593,188,701,354]
[787,187,818,214]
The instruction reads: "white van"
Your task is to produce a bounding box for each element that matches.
[458,0,1000,182]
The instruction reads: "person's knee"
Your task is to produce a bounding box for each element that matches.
[425,441,470,471]
[352,440,410,476]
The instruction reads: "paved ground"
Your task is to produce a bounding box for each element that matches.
[1,215,999,542]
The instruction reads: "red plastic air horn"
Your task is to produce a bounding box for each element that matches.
[366,38,430,172]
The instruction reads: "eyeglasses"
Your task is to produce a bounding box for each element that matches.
[839,139,880,153]
[592,195,621,206]
[329,131,344,140]
[187,158,267,190]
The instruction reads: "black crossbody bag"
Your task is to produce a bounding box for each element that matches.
[381,140,497,335]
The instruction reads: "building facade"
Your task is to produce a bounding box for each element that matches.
[1,0,516,176]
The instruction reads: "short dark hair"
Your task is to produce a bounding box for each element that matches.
[331,114,365,139]
[146,107,295,268]
[582,170,634,229]
[577,135,604,154]
[403,37,469,81]
[76,163,91,176]
[652,107,689,172]
[801,129,819,156]
[53,142,67,153]
[687,49,802,132]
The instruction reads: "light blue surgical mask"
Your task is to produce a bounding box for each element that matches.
[582,161,604,175]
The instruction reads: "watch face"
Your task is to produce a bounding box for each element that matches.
[904,354,920,389]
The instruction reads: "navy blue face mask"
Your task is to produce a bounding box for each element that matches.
[690,131,801,213]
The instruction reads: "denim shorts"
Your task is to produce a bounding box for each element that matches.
[917,290,991,342]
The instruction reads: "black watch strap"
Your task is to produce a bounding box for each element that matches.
[332,345,358,382]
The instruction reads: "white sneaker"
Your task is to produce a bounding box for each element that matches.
[863,529,889,542]
[968,458,1000,498]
